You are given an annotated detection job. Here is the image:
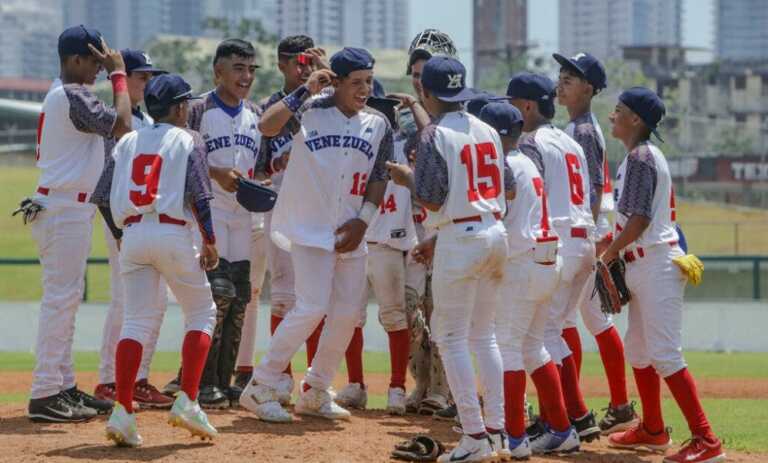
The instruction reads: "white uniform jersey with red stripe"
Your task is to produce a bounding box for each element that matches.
[110,124,193,227]
[614,142,678,250]
[424,112,505,229]
[520,125,594,235]
[503,150,557,257]
[36,79,107,193]
[365,137,418,251]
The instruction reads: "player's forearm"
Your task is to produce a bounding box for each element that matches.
[259,86,309,137]
[409,102,431,132]
[604,215,650,257]
[110,72,132,139]
[363,180,387,207]
[191,198,216,245]
[98,205,122,241]
[591,188,603,222]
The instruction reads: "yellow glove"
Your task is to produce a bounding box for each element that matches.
[673,254,704,286]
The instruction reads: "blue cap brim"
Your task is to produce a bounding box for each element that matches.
[433,87,487,102]
[553,53,586,79]
[131,66,168,75]
[367,96,400,107]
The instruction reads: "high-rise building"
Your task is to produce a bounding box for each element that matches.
[716,0,768,62]
[472,0,527,84]
[0,0,62,79]
[558,0,682,61]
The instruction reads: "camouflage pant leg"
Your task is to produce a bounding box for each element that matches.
[406,283,429,402]
[217,260,251,390]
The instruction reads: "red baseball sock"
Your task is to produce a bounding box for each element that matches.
[271,315,292,376]
[181,330,211,401]
[595,326,629,407]
[530,361,570,432]
[345,327,365,386]
[115,338,142,413]
[561,327,582,376]
[664,368,715,440]
[633,366,664,434]
[560,354,588,419]
[387,329,409,390]
[306,319,324,368]
[503,370,527,438]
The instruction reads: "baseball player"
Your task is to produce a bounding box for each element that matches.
[240,47,392,422]
[506,73,601,443]
[25,26,130,423]
[401,28,456,416]
[181,39,262,408]
[250,35,327,404]
[479,101,580,457]
[91,48,172,409]
[334,81,419,415]
[604,88,725,463]
[554,51,637,434]
[390,56,511,462]
[99,73,218,447]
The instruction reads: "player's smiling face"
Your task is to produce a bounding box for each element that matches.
[335,69,373,115]
[215,54,257,101]
[557,69,590,107]
[610,102,636,140]
[410,59,426,101]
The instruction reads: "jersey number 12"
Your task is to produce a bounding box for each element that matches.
[130,154,163,207]
[460,142,501,202]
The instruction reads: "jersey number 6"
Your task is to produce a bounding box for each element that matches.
[565,152,585,206]
[460,142,501,202]
[130,154,163,207]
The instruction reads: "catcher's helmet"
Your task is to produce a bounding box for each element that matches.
[406,28,457,75]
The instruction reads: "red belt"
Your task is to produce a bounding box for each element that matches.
[37,186,88,203]
[124,214,187,226]
[452,211,502,224]
[571,227,587,239]
[624,241,679,263]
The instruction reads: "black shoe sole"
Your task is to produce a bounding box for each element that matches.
[578,429,601,443]
[200,400,229,410]
[28,413,91,423]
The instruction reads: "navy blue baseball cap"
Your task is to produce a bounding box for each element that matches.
[479,102,523,136]
[466,91,504,117]
[58,25,103,58]
[144,74,200,113]
[421,56,481,102]
[330,47,375,77]
[506,72,556,118]
[618,87,666,142]
[121,49,166,75]
[553,52,607,90]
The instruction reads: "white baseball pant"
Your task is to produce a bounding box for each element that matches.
[431,218,507,435]
[212,206,251,262]
[30,200,94,399]
[497,253,561,374]
[356,243,408,332]
[252,244,367,390]
[237,226,268,367]
[264,211,295,317]
[98,221,167,384]
[118,217,215,346]
[624,244,687,378]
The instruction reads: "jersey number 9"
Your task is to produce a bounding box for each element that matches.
[460,142,501,203]
[130,154,163,207]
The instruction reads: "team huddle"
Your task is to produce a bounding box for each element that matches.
[20,24,726,463]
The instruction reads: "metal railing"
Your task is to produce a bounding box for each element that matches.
[1,255,767,301]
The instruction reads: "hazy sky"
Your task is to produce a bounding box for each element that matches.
[409,0,715,81]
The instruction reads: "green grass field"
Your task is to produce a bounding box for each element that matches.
[1,351,767,452]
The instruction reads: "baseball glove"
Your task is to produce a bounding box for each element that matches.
[593,259,631,315]
[12,198,44,224]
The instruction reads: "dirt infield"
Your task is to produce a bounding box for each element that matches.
[1,371,766,462]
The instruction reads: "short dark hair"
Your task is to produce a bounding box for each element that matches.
[559,66,600,96]
[507,122,523,144]
[213,38,256,65]
[278,35,314,60]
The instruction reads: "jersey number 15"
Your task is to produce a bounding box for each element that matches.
[460,142,501,203]
[130,154,163,207]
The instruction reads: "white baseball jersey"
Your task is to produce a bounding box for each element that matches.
[270,95,393,254]
[415,112,506,230]
[614,141,679,249]
[110,124,194,227]
[257,90,297,190]
[188,91,261,212]
[35,78,116,194]
[503,150,557,258]
[519,124,594,234]
[365,137,418,251]
[565,112,613,213]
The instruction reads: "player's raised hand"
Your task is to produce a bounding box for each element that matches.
[305,47,330,70]
[411,235,437,265]
[386,161,414,188]
[386,93,417,109]
[306,69,336,95]
[334,218,367,253]
[88,37,125,73]
[200,243,219,270]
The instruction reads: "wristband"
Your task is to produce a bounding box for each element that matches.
[110,72,127,93]
[283,85,309,113]
[358,201,377,226]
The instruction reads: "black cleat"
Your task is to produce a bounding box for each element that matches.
[599,402,639,435]
[434,403,457,421]
[62,385,112,415]
[571,410,601,442]
[198,384,229,409]
[526,416,547,442]
[233,370,252,391]
[28,393,92,423]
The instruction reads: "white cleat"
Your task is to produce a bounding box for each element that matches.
[488,430,517,461]
[168,391,218,441]
[334,383,367,410]
[386,387,407,416]
[530,426,580,455]
[105,403,143,448]
[275,373,295,406]
[295,383,351,420]
[506,434,533,460]
[239,379,293,423]
[437,434,497,463]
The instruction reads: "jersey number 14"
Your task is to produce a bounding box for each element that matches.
[460,142,501,202]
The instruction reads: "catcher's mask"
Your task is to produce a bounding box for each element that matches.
[406,28,457,75]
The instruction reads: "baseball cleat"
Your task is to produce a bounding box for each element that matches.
[134,379,174,409]
[437,434,497,463]
[506,434,533,460]
[419,394,449,416]
[168,391,217,441]
[530,426,580,455]
[198,384,229,409]
[233,368,253,391]
[94,383,117,403]
[663,435,725,463]
[488,430,515,461]
[62,385,112,415]
[275,373,295,406]
[239,379,292,423]
[28,393,92,423]
[405,385,427,414]
[571,410,601,442]
[434,403,457,421]
[608,423,672,452]
[295,383,351,420]
[335,383,367,410]
[386,387,407,416]
[106,403,143,447]
[525,416,546,442]
[599,402,639,435]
